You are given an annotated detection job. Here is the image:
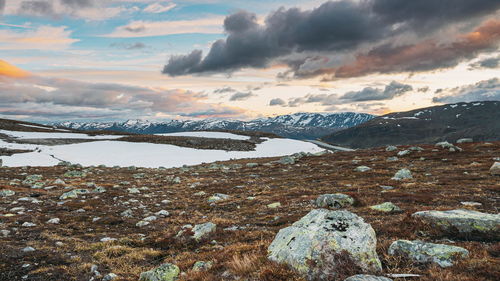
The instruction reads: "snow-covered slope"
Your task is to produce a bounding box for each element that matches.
[0,131,323,168]
[56,112,375,139]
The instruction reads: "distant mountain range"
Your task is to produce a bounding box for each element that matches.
[322,101,500,148]
[55,112,375,139]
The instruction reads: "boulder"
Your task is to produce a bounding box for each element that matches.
[435,141,462,152]
[192,222,217,241]
[315,194,355,209]
[385,146,398,152]
[0,190,15,197]
[490,162,500,176]
[344,275,392,281]
[139,263,180,281]
[391,169,412,181]
[369,202,401,213]
[388,240,468,267]
[268,209,382,279]
[279,156,295,165]
[413,209,500,240]
[59,189,90,200]
[192,261,213,272]
[208,193,230,203]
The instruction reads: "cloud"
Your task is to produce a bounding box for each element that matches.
[0,25,79,50]
[110,42,147,50]
[341,81,413,102]
[213,86,236,94]
[334,20,500,78]
[143,2,176,14]
[229,92,254,101]
[18,1,55,18]
[162,0,500,77]
[105,17,224,38]
[269,98,286,106]
[61,0,94,8]
[0,59,31,78]
[0,60,247,121]
[469,56,500,69]
[0,0,5,14]
[432,78,500,103]
[274,81,413,107]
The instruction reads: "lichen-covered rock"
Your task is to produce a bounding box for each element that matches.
[413,209,500,240]
[490,162,500,176]
[388,240,468,267]
[344,275,392,281]
[0,189,15,197]
[192,261,213,272]
[64,170,86,178]
[369,202,401,213]
[391,169,412,180]
[315,194,355,209]
[279,156,295,165]
[207,193,230,203]
[59,189,90,200]
[268,209,382,278]
[192,222,216,241]
[385,146,397,152]
[139,263,180,281]
[435,141,462,152]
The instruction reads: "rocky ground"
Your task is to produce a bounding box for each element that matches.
[0,141,499,281]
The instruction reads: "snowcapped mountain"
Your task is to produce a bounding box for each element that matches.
[56,112,374,139]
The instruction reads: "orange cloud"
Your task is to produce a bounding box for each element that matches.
[335,20,500,78]
[0,60,30,78]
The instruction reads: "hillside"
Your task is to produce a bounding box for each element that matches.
[0,141,499,281]
[323,101,500,148]
[56,112,375,140]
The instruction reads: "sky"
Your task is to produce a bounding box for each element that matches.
[0,0,499,122]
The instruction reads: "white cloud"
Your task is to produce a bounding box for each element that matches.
[104,17,224,37]
[143,1,176,13]
[0,25,79,50]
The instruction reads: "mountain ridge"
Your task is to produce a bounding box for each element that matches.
[54,112,375,139]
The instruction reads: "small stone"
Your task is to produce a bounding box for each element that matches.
[208,193,230,203]
[193,191,206,196]
[100,237,116,242]
[59,189,90,200]
[143,216,157,222]
[0,190,15,197]
[121,209,134,218]
[22,222,36,227]
[155,210,170,217]
[369,202,401,213]
[103,273,118,281]
[385,146,398,152]
[279,156,295,165]
[386,157,399,162]
[456,138,473,143]
[355,166,371,172]
[139,263,180,281]
[397,150,411,156]
[192,222,217,241]
[136,221,150,227]
[127,188,140,194]
[315,193,354,208]
[344,275,393,281]
[192,261,213,272]
[490,162,500,176]
[171,177,181,184]
[391,169,412,180]
[47,218,60,224]
[246,163,259,168]
[22,246,35,252]
[460,201,482,206]
[267,202,281,209]
[388,240,468,267]
[1,230,11,237]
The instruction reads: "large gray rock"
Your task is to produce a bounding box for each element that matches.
[315,194,355,209]
[59,189,90,200]
[192,222,217,241]
[369,202,401,213]
[139,263,180,281]
[0,190,15,197]
[391,169,412,181]
[344,275,392,281]
[268,209,382,279]
[490,162,500,176]
[413,209,500,240]
[388,240,468,267]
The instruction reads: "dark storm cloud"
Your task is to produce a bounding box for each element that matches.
[433,78,500,103]
[162,0,500,78]
[229,92,254,101]
[163,0,381,76]
[124,25,146,33]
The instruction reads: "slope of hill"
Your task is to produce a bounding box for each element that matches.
[323,101,500,148]
[56,112,375,139]
[1,141,498,281]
